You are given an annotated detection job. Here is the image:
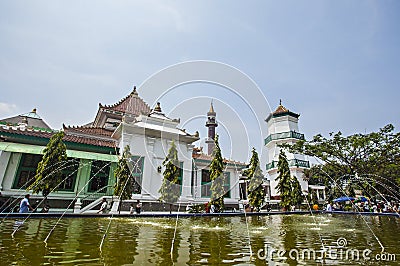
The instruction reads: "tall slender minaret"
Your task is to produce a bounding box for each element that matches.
[205,102,218,155]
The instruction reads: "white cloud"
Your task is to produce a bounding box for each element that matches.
[0,102,18,117]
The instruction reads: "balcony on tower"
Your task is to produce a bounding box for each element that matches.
[266,158,310,170]
[264,130,305,145]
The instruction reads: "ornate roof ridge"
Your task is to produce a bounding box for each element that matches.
[99,86,151,113]
[62,124,114,137]
[62,124,112,130]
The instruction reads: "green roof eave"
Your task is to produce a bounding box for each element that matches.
[64,141,116,154]
[0,131,116,154]
[0,142,118,162]
[0,131,51,146]
[193,158,247,169]
[265,111,300,123]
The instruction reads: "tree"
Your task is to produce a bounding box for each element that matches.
[303,165,343,201]
[346,183,356,198]
[282,124,400,197]
[275,150,292,211]
[29,131,68,199]
[243,148,265,212]
[209,135,226,212]
[114,145,135,201]
[311,190,319,205]
[158,140,180,213]
[290,176,303,209]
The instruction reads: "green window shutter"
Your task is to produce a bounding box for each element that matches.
[13,153,42,189]
[131,156,144,194]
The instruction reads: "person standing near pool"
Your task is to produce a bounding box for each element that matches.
[98,198,108,214]
[326,202,333,212]
[135,200,142,214]
[19,194,34,213]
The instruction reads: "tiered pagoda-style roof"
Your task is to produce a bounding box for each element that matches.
[273,104,289,115]
[265,100,300,122]
[92,86,151,129]
[0,87,198,154]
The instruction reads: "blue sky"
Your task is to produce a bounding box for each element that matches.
[0,1,399,163]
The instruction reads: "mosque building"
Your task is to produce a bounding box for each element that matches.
[0,87,247,212]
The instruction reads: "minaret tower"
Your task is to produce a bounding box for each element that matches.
[265,100,310,196]
[205,102,218,155]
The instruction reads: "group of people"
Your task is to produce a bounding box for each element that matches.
[16,194,142,214]
[355,201,399,213]
[324,200,400,213]
[97,198,142,214]
[204,202,220,213]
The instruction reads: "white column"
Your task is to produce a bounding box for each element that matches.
[181,144,194,200]
[195,168,202,200]
[141,137,156,198]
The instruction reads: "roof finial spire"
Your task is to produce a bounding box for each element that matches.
[154,102,162,112]
[131,86,138,96]
[209,100,215,114]
[279,99,282,106]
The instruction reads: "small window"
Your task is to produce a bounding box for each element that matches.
[13,154,78,192]
[201,169,211,197]
[58,158,80,191]
[13,154,43,189]
[131,156,144,194]
[88,160,111,193]
[201,170,230,198]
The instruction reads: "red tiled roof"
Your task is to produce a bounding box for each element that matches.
[0,127,116,148]
[265,102,300,123]
[100,87,151,116]
[63,125,114,137]
[0,126,53,138]
[192,152,247,166]
[273,104,289,115]
[64,134,116,148]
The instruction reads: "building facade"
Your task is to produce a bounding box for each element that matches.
[0,89,246,211]
[0,109,119,211]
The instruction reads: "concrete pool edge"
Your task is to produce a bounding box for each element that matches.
[1,210,399,219]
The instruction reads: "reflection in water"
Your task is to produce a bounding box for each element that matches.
[154,223,181,265]
[0,215,398,265]
[101,219,140,265]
